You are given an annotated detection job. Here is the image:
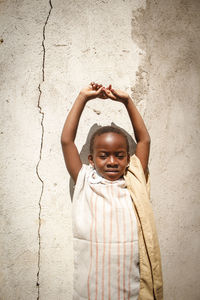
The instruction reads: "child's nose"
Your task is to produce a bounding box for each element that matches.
[107,156,117,166]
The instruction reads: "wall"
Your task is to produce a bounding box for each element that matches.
[0,0,199,299]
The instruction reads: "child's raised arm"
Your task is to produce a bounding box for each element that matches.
[103,87,150,181]
[61,83,105,183]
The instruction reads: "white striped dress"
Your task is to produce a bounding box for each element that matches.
[72,164,140,300]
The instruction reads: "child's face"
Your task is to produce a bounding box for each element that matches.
[88,132,130,181]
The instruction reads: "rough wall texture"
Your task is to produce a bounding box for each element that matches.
[0,0,199,300]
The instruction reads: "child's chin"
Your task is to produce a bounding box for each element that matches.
[103,172,122,181]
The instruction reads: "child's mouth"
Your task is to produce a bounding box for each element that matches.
[105,170,119,173]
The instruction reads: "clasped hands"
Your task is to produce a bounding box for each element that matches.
[80,82,130,104]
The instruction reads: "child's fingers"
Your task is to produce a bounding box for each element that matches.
[100,95,107,99]
[91,82,103,90]
[110,88,120,97]
[103,88,117,100]
[111,88,116,94]
[90,82,97,90]
[96,86,104,95]
[89,82,93,88]
[101,90,108,99]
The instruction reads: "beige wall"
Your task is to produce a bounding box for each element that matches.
[0,0,199,299]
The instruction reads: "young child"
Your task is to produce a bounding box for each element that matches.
[61,82,163,300]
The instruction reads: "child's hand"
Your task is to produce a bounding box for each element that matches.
[80,82,107,101]
[102,85,130,104]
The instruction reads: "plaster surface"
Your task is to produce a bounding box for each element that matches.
[0,0,199,299]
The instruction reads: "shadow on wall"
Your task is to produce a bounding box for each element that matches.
[69,122,136,200]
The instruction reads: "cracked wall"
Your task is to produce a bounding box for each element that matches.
[36,1,53,299]
[0,0,200,300]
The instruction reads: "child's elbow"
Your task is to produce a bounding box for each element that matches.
[146,135,151,144]
[60,135,69,146]
[142,134,151,145]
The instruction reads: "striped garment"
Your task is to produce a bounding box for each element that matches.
[72,164,140,300]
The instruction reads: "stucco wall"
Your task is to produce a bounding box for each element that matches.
[0,0,199,299]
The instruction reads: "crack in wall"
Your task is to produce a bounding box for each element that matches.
[36,1,53,299]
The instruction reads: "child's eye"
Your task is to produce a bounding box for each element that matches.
[99,155,107,159]
[116,155,125,159]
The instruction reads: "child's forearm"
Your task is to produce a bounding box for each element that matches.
[124,96,150,143]
[61,83,104,182]
[61,92,88,145]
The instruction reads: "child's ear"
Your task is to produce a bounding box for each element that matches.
[127,153,130,165]
[88,154,95,167]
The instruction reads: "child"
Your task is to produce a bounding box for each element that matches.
[61,82,163,300]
